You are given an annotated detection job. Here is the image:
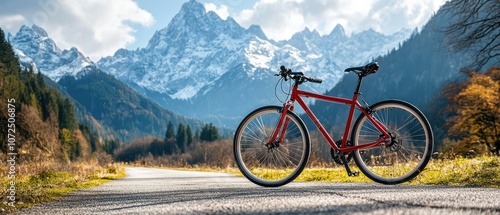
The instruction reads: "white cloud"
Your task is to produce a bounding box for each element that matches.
[204,3,230,20]
[0,0,154,61]
[0,0,449,60]
[0,15,26,34]
[234,0,448,41]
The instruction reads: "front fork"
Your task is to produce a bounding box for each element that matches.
[267,103,294,148]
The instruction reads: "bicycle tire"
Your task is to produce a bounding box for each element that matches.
[233,106,310,187]
[351,100,433,184]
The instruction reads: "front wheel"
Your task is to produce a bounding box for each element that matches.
[233,106,310,187]
[351,100,433,184]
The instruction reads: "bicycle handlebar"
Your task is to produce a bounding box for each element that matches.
[307,77,323,83]
[278,62,379,85]
[278,65,322,84]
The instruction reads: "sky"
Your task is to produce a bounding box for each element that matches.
[0,0,449,61]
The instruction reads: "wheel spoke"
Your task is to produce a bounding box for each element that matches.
[352,101,433,184]
[234,107,309,187]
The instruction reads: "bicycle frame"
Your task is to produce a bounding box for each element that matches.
[269,79,391,153]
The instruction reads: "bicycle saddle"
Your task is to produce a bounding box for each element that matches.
[344,62,379,76]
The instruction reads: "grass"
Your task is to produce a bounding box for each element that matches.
[410,156,500,187]
[5,155,497,213]
[216,156,500,187]
[296,156,500,188]
[0,161,126,213]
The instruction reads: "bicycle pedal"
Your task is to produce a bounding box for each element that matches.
[349,171,360,177]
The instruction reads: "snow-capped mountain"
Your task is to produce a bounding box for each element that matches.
[99,1,411,98]
[7,24,207,141]
[97,0,411,127]
[9,0,412,128]
[99,0,251,99]
[9,25,95,81]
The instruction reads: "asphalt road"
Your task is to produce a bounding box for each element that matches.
[17,167,500,215]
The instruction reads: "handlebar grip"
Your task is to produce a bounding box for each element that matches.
[309,77,322,84]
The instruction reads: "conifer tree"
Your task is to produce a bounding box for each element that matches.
[58,97,78,130]
[176,123,187,153]
[165,121,175,141]
[200,123,219,142]
[186,125,193,146]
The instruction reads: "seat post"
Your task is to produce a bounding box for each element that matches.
[353,75,363,95]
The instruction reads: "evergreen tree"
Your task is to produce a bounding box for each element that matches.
[209,123,219,141]
[0,27,99,161]
[165,121,175,141]
[103,139,120,155]
[0,28,23,100]
[186,125,193,146]
[194,130,200,141]
[79,124,95,152]
[58,97,78,130]
[200,123,219,142]
[200,125,209,141]
[176,123,187,153]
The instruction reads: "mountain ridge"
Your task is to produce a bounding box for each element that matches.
[8,24,208,141]
[10,25,95,81]
[9,0,412,128]
[306,1,477,142]
[96,0,412,127]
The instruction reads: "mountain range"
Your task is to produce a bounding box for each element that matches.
[306,1,491,142]
[8,25,95,81]
[7,24,205,142]
[96,0,412,127]
[9,0,455,136]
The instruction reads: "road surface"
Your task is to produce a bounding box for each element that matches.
[17,167,500,214]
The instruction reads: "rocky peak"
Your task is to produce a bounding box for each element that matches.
[246,25,268,40]
[10,25,95,81]
[287,27,322,51]
[327,24,348,42]
[146,0,245,51]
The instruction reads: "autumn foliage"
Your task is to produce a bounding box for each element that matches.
[444,68,500,155]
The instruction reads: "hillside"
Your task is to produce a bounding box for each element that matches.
[0,28,97,162]
[58,68,205,142]
[8,25,209,142]
[306,0,491,144]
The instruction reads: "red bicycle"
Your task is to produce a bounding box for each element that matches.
[233,62,433,187]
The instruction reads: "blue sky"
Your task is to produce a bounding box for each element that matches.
[0,0,448,61]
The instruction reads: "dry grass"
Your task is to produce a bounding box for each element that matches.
[153,155,500,188]
[411,155,500,187]
[0,155,125,213]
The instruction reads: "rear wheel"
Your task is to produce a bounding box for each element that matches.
[233,106,310,187]
[351,100,433,184]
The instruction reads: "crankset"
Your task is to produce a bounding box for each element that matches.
[330,139,354,165]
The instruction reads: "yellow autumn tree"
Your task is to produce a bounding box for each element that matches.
[448,68,500,155]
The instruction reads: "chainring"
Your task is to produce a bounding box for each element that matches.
[330,139,354,165]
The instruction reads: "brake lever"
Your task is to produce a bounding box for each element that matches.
[279,65,290,81]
